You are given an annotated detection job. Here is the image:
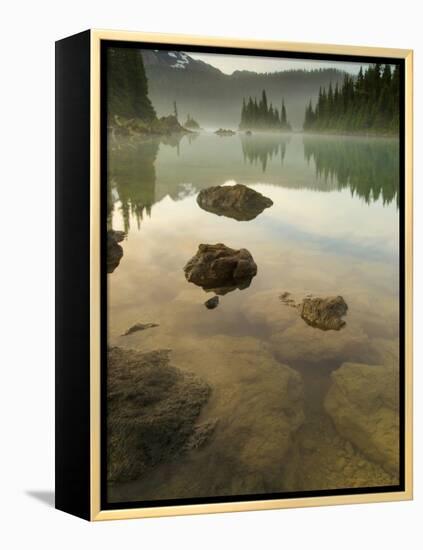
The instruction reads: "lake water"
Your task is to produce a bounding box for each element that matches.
[107,132,400,503]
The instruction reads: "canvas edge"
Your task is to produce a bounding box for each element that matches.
[88,29,413,522]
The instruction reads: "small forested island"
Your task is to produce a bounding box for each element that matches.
[183,114,201,130]
[303,64,400,135]
[239,90,291,131]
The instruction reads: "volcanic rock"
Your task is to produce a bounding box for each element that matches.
[300,295,348,331]
[197,183,273,221]
[183,243,257,295]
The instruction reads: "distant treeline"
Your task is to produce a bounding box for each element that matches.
[303,64,400,134]
[239,90,291,131]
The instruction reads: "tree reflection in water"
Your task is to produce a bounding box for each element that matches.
[303,136,399,207]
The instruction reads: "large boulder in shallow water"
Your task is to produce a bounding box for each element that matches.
[197,183,273,221]
[107,346,211,482]
[300,295,348,331]
[324,362,399,476]
[183,243,257,295]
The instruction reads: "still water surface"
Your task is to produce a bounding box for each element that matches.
[107,132,399,502]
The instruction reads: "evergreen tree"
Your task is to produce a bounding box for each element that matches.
[107,48,156,122]
[241,97,246,127]
[281,99,290,129]
[239,91,291,131]
[261,90,268,120]
[183,113,200,130]
[302,64,400,134]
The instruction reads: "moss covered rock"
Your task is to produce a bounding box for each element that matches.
[107,346,212,482]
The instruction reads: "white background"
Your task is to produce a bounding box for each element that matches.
[1,1,421,548]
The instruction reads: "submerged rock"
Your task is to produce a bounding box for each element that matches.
[175,335,305,480]
[184,419,219,451]
[183,243,257,295]
[279,291,298,308]
[121,322,159,336]
[204,296,219,309]
[107,230,126,273]
[300,295,348,331]
[107,346,212,483]
[244,290,371,366]
[197,183,273,221]
[215,128,236,136]
[106,335,305,501]
[324,362,399,476]
[270,320,373,366]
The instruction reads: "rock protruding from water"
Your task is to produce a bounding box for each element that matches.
[215,128,236,136]
[204,296,219,309]
[107,346,212,482]
[122,322,159,336]
[183,243,257,295]
[300,295,348,331]
[197,183,273,221]
[324,362,399,476]
[107,229,126,273]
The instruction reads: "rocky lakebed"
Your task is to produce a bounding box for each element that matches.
[107,180,400,501]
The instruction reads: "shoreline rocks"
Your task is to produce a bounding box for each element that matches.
[183,243,257,295]
[197,183,273,221]
[110,114,191,138]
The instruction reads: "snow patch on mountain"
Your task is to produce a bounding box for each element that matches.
[169,51,190,69]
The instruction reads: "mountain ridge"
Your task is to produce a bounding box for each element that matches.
[142,50,348,129]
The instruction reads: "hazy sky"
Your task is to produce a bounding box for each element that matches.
[189,52,366,75]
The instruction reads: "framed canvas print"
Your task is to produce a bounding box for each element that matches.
[55,29,413,521]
